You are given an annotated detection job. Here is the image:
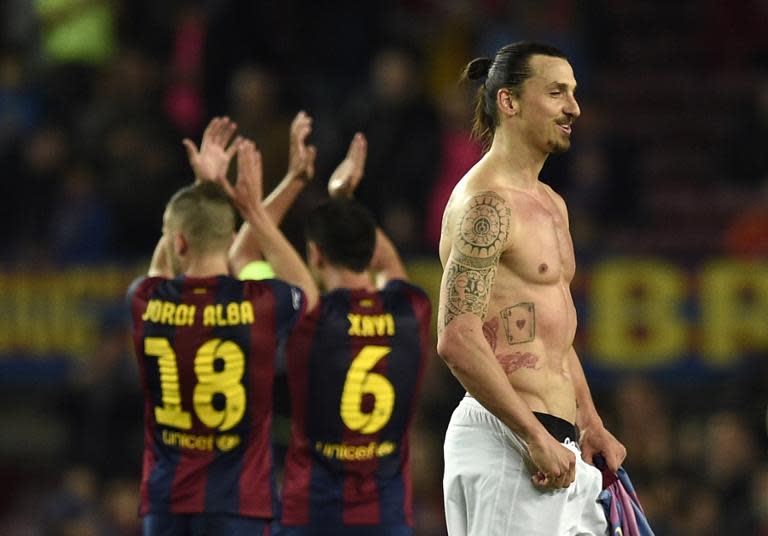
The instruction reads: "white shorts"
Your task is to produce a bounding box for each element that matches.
[443,396,608,536]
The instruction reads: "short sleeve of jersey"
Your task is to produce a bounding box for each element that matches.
[126,275,164,310]
[258,279,306,341]
[126,275,148,303]
[382,279,430,302]
[381,278,422,294]
[238,260,276,280]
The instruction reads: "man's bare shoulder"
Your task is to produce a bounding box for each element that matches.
[448,190,513,256]
[442,159,555,256]
[538,181,569,219]
[448,165,517,211]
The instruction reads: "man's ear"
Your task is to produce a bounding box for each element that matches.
[307,240,324,268]
[497,88,518,117]
[174,232,188,258]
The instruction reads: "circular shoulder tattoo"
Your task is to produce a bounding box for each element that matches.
[457,192,511,258]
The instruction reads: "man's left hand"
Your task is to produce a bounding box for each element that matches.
[580,425,627,473]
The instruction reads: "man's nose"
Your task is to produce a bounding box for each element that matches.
[565,95,580,118]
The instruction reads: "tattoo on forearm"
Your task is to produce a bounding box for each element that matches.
[500,302,535,344]
[443,192,511,325]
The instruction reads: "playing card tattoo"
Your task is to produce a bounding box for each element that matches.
[500,302,535,345]
[484,317,540,372]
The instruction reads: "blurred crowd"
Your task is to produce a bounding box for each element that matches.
[1,0,768,534]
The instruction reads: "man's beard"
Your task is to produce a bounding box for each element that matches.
[549,136,571,154]
[551,117,573,153]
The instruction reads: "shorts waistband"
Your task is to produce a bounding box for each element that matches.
[533,412,578,443]
[461,394,578,443]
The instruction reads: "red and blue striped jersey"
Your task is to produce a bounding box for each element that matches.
[128,275,304,518]
[281,280,431,528]
[597,460,655,536]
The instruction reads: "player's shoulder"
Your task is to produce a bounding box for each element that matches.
[380,279,429,301]
[243,277,304,305]
[241,275,287,292]
[453,166,524,211]
[127,275,164,302]
[452,179,516,228]
[538,181,568,215]
[379,281,432,323]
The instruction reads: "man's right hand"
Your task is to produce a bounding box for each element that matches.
[527,433,576,490]
[216,140,263,221]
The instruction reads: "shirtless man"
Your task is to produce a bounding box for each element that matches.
[438,41,625,536]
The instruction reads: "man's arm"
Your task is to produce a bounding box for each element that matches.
[567,347,627,472]
[370,228,408,287]
[326,132,407,287]
[436,191,575,490]
[546,185,627,472]
[229,111,316,275]
[219,141,318,310]
[264,111,316,223]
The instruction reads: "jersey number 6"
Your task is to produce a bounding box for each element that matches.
[339,345,395,434]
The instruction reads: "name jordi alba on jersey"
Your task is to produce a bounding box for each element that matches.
[141,299,256,327]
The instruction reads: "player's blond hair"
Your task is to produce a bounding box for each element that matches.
[165,182,236,254]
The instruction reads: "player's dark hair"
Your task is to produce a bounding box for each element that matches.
[166,181,237,253]
[305,199,377,273]
[461,41,568,150]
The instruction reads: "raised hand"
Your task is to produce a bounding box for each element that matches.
[216,140,263,220]
[226,138,320,310]
[183,116,243,183]
[328,132,367,199]
[286,111,317,183]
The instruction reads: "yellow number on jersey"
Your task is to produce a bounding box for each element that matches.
[340,345,395,434]
[144,337,246,431]
[193,339,246,431]
[145,337,192,429]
